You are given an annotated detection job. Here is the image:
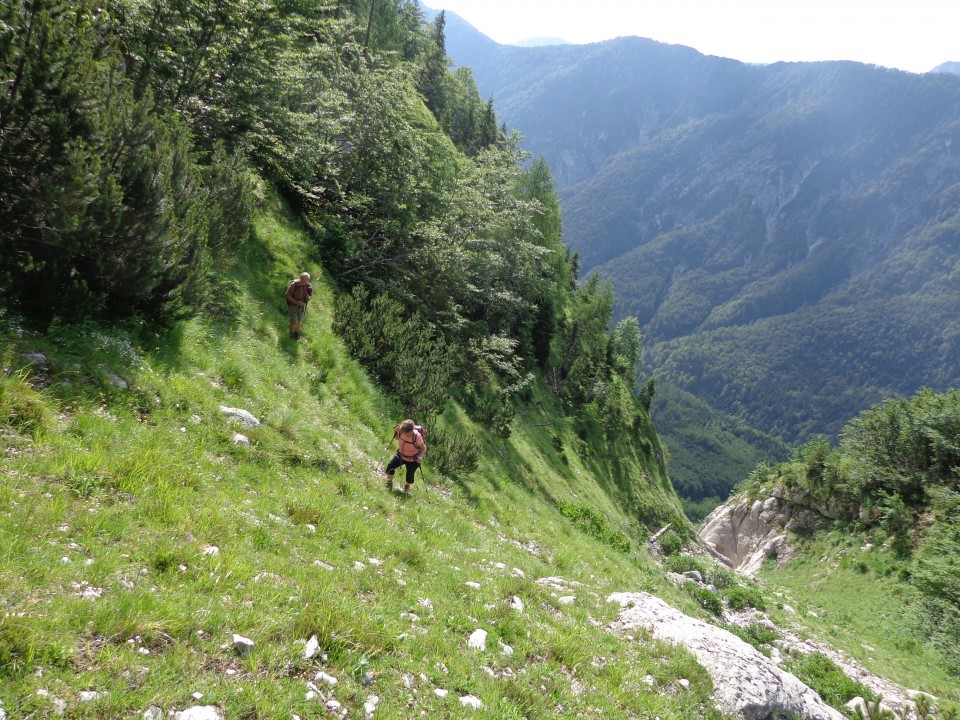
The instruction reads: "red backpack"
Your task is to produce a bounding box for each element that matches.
[396,425,425,461]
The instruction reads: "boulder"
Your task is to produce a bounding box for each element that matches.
[608,592,844,720]
[176,708,224,720]
[219,406,260,428]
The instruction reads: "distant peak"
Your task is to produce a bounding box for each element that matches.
[511,37,571,48]
[931,61,960,74]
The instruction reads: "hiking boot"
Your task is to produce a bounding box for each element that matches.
[386,476,393,490]
[293,331,300,340]
[403,483,413,493]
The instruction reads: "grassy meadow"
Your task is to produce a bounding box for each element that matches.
[1,188,732,719]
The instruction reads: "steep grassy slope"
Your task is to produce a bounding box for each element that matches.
[0,188,733,719]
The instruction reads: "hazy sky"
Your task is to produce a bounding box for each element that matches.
[428,1,957,74]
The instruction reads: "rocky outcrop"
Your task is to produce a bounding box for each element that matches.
[609,592,844,720]
[699,484,852,576]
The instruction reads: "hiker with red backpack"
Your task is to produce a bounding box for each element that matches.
[386,419,426,493]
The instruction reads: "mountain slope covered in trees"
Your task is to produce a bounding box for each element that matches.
[443,16,960,505]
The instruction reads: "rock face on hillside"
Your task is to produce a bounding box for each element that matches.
[609,592,844,720]
[699,485,851,575]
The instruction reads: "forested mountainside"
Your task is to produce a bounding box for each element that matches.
[442,14,960,504]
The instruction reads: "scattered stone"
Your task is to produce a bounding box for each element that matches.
[315,671,338,686]
[354,561,366,571]
[368,557,383,567]
[79,690,106,701]
[435,689,449,698]
[144,707,163,720]
[107,374,129,389]
[467,629,487,651]
[682,570,704,583]
[53,696,67,714]
[845,697,896,717]
[219,406,260,428]
[361,672,375,687]
[202,546,219,557]
[325,699,341,712]
[509,596,524,612]
[232,433,250,446]
[642,675,655,686]
[465,581,481,589]
[499,641,514,656]
[403,673,415,689]
[418,598,433,612]
[313,560,334,570]
[232,634,254,657]
[677,679,690,689]
[363,695,380,717]
[20,352,47,365]
[558,596,575,605]
[304,635,320,660]
[459,695,483,710]
[512,568,525,577]
[176,707,224,720]
[305,524,317,533]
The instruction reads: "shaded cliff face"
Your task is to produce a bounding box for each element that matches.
[445,20,960,445]
[699,484,855,575]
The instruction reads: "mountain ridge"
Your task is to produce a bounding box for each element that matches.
[443,17,960,465]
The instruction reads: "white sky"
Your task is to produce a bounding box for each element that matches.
[428,1,958,74]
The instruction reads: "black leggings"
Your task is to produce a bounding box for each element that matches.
[386,453,419,484]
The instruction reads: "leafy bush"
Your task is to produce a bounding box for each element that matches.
[723,584,766,612]
[729,621,780,651]
[703,565,738,590]
[658,530,683,556]
[663,554,706,575]
[429,426,482,478]
[784,652,876,709]
[684,584,723,617]
[556,500,631,553]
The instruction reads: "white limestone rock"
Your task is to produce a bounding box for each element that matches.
[459,695,483,710]
[609,592,844,720]
[467,629,487,651]
[219,406,260,428]
[304,635,320,660]
[176,707,224,720]
[232,633,254,657]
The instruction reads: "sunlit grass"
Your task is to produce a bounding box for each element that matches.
[0,190,726,718]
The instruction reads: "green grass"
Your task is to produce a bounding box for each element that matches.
[0,187,731,718]
[759,532,960,709]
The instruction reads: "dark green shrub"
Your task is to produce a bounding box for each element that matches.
[702,565,738,590]
[429,426,482,478]
[664,554,706,575]
[556,500,631,553]
[659,530,683,556]
[685,584,723,616]
[728,622,780,651]
[784,652,875,709]
[723,584,766,611]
